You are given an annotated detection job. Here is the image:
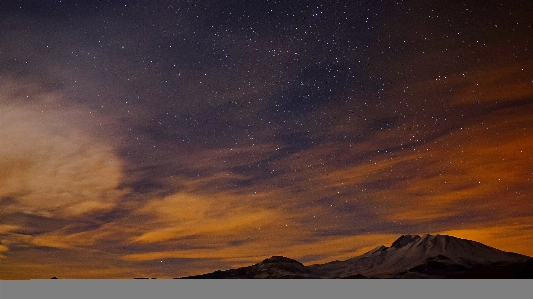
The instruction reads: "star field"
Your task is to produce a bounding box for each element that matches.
[1,0,533,279]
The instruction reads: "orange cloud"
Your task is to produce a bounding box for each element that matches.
[129,192,285,244]
[121,232,400,269]
[317,84,533,232]
[448,61,533,105]
[0,82,126,218]
[0,243,8,258]
[439,217,533,257]
[0,225,21,234]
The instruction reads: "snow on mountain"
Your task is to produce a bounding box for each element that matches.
[309,234,530,278]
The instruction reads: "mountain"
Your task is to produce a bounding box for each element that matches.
[180,234,533,279]
[309,234,531,278]
[183,256,317,279]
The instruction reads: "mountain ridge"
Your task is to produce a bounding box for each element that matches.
[181,234,533,279]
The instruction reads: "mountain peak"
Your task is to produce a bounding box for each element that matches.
[260,256,303,265]
[391,234,421,248]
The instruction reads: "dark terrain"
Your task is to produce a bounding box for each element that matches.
[181,234,533,279]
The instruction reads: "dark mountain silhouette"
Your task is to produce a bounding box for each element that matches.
[183,256,317,279]
[180,234,532,279]
[457,259,533,279]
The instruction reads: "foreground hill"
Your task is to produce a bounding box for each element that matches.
[182,234,533,279]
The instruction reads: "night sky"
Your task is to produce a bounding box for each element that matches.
[1,0,533,279]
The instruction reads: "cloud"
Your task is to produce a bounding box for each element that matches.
[121,230,401,272]
[317,93,533,232]
[448,61,533,106]
[439,217,533,257]
[0,81,126,218]
[0,225,22,258]
[129,191,284,244]
[119,175,402,269]
[0,241,8,258]
[0,225,22,234]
